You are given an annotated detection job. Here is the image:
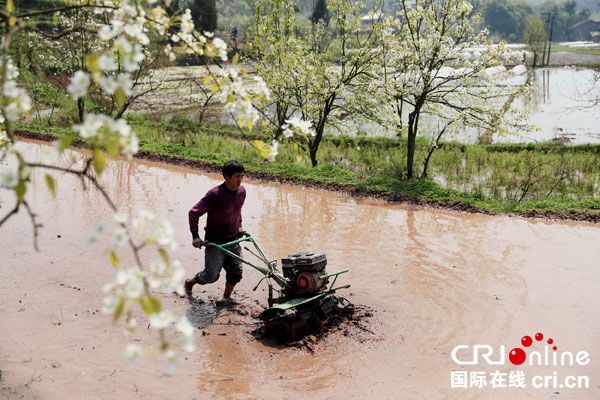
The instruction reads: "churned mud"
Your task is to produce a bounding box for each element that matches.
[1,140,599,399]
[185,290,374,349]
[14,129,600,224]
[250,297,374,348]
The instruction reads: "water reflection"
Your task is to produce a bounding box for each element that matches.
[508,67,600,144]
[3,141,600,400]
[329,68,600,144]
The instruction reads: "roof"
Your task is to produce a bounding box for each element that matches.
[569,19,600,31]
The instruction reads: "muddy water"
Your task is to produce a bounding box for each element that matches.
[1,141,599,399]
[340,68,600,144]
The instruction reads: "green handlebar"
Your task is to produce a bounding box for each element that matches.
[319,269,348,280]
[200,234,288,289]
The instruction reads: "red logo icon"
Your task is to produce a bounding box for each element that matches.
[509,332,556,365]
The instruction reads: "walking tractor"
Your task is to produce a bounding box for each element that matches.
[200,233,351,340]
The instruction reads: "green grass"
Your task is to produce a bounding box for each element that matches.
[549,45,600,56]
[17,116,600,216]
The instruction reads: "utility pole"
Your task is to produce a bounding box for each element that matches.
[541,13,551,67]
[546,14,555,66]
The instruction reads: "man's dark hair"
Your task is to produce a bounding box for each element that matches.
[222,160,244,178]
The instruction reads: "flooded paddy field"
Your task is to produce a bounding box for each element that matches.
[129,65,600,145]
[1,141,599,399]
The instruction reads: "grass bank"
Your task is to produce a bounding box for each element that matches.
[16,116,600,221]
[550,45,600,56]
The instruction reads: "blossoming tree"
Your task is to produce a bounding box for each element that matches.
[250,0,384,166]
[0,0,269,370]
[373,0,531,179]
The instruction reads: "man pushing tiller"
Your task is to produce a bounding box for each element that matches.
[184,160,246,300]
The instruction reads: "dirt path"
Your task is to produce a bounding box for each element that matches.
[1,141,599,399]
[548,52,600,66]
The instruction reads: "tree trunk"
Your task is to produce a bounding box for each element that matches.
[115,103,127,119]
[309,118,325,167]
[406,110,418,179]
[77,98,84,123]
[308,94,336,167]
[274,103,287,141]
[309,145,318,167]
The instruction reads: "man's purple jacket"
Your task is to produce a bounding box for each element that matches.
[188,183,246,243]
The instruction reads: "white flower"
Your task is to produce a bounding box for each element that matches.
[73,113,109,139]
[268,139,279,161]
[155,220,176,248]
[133,217,146,232]
[147,259,166,289]
[98,76,118,95]
[124,18,144,40]
[281,124,294,138]
[3,81,19,97]
[0,170,18,189]
[149,311,173,329]
[181,9,194,34]
[115,36,133,53]
[165,350,180,372]
[122,55,138,72]
[116,74,133,96]
[67,71,91,99]
[182,335,195,352]
[98,25,115,41]
[112,119,131,138]
[0,130,10,150]
[112,227,129,247]
[134,209,155,232]
[149,259,167,275]
[133,209,155,232]
[0,57,19,80]
[140,210,155,220]
[113,211,128,224]
[18,90,32,113]
[4,102,21,121]
[253,76,270,100]
[212,38,228,61]
[125,344,143,365]
[125,279,144,299]
[98,53,117,72]
[285,117,315,137]
[165,260,186,295]
[116,270,129,285]
[102,292,123,314]
[102,284,116,298]
[119,134,139,157]
[176,317,194,337]
[86,221,106,244]
[114,266,145,299]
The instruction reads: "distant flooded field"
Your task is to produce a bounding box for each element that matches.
[129,65,599,145]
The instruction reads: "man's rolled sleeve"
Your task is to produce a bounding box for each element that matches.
[189,190,216,238]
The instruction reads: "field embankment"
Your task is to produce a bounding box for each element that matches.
[15,118,600,223]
